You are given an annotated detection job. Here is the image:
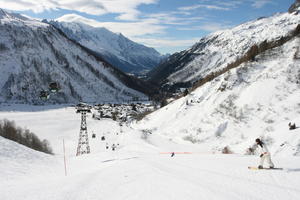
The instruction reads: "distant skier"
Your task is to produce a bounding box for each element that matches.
[171,152,175,157]
[288,122,296,130]
[112,144,116,151]
[254,138,274,169]
[105,143,109,149]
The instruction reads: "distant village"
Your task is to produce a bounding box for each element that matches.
[91,103,155,122]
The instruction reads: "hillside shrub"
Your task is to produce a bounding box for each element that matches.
[245,147,256,155]
[183,134,200,144]
[131,110,154,121]
[0,119,53,154]
[0,43,8,51]
[222,146,233,154]
[141,129,152,140]
[160,98,168,107]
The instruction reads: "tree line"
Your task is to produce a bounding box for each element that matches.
[0,119,53,154]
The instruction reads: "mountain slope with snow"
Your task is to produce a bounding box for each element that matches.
[138,36,300,156]
[0,9,149,104]
[47,15,162,75]
[0,136,61,181]
[149,11,300,91]
[1,4,300,199]
[0,105,300,200]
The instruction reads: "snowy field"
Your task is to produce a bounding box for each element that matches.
[1,105,300,200]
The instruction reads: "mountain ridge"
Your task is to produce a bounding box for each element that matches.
[46,17,162,75]
[0,9,156,104]
[148,11,300,92]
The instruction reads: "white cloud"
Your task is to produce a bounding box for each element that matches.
[56,14,203,49]
[178,0,273,11]
[144,13,204,25]
[131,37,202,48]
[56,11,206,37]
[251,0,272,9]
[178,0,244,11]
[179,4,231,11]
[0,0,158,21]
[178,23,231,32]
[57,14,165,37]
[215,0,243,8]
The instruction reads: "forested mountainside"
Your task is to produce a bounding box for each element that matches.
[0,9,157,104]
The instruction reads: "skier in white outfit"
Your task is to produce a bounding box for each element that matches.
[255,138,274,169]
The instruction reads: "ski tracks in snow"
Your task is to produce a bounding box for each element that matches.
[140,155,300,200]
[2,147,300,200]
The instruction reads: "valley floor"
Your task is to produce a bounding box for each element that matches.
[0,105,300,200]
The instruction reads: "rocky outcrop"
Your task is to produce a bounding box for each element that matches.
[289,0,300,13]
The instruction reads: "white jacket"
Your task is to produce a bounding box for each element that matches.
[254,143,270,154]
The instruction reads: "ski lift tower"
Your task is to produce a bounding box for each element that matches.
[75,103,92,156]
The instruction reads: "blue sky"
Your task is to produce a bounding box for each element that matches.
[1,0,295,54]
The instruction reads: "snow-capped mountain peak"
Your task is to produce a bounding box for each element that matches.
[56,13,91,24]
[0,9,47,28]
[47,14,162,75]
[0,9,150,104]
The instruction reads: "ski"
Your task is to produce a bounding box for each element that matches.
[248,166,283,170]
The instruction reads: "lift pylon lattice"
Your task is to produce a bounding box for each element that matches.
[76,105,92,156]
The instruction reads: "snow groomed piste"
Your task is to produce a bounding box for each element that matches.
[0,105,300,200]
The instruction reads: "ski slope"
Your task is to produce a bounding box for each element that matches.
[1,105,300,200]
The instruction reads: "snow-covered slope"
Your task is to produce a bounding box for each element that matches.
[1,5,300,199]
[0,136,62,181]
[47,16,162,75]
[0,9,148,104]
[1,105,300,200]
[138,36,300,156]
[149,11,300,90]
